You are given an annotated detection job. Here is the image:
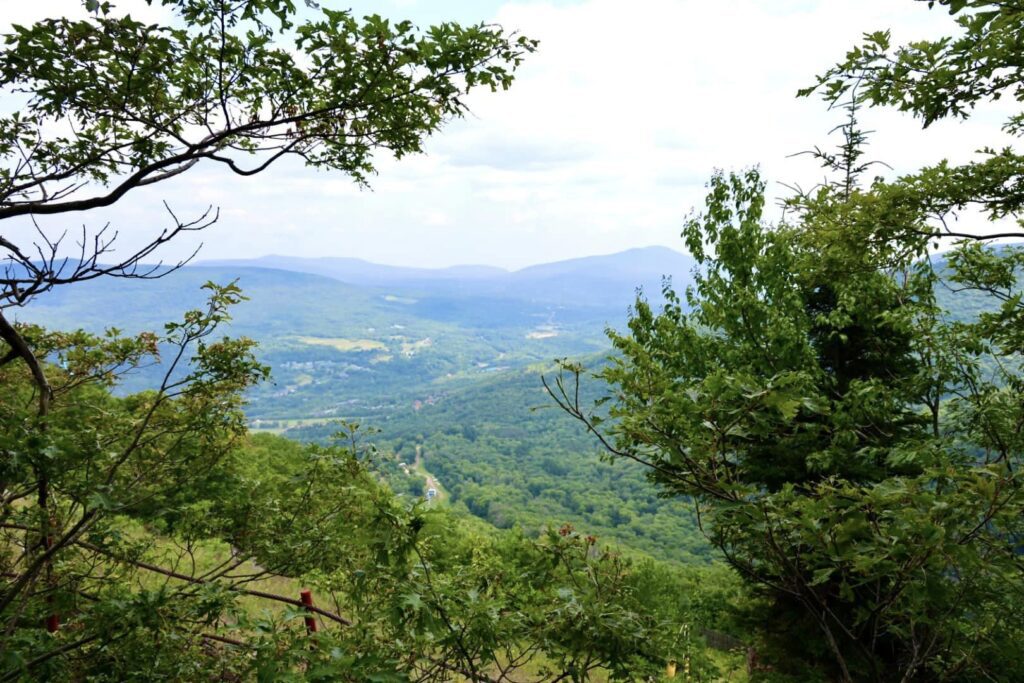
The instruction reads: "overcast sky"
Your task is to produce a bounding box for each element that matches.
[4,0,1016,269]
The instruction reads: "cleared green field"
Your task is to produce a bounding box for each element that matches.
[296,336,388,352]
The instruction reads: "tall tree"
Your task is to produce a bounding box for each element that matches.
[551,2,1024,680]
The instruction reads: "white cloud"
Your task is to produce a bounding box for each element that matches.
[3,0,1016,268]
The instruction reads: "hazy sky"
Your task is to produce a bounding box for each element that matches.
[4,1,1016,268]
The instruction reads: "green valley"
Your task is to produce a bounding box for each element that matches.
[16,248,710,566]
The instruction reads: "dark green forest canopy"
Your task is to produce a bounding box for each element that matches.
[288,363,713,565]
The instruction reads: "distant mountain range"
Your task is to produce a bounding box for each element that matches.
[199,246,696,309]
[200,254,508,286]
[14,245,696,417]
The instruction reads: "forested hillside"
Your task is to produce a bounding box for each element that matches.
[290,364,711,564]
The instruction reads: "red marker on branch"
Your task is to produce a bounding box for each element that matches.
[299,589,318,634]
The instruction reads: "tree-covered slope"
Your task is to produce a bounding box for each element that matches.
[288,363,712,565]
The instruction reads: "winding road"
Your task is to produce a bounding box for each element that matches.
[414,445,445,502]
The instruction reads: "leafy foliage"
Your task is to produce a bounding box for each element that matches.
[557,164,1024,680]
[801,0,1024,241]
[0,0,534,213]
[555,4,1024,673]
[0,310,727,679]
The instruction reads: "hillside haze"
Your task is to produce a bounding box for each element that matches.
[17,246,695,416]
[200,245,694,308]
